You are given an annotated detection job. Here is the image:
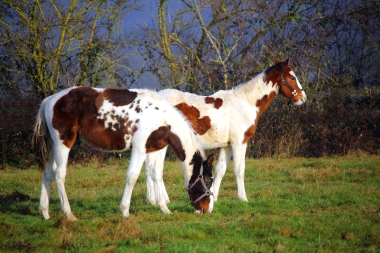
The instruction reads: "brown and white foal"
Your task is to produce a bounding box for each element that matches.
[33,87,209,220]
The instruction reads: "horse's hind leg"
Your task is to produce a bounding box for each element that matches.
[39,150,55,220]
[157,148,170,204]
[145,148,170,206]
[145,156,156,205]
[232,144,248,202]
[53,144,77,220]
[148,150,171,214]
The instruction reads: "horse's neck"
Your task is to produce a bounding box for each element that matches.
[231,72,279,108]
[168,110,204,186]
[167,107,204,157]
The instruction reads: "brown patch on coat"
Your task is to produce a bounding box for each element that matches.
[205,97,223,109]
[256,92,277,117]
[145,126,186,161]
[124,120,138,135]
[242,91,277,144]
[243,119,259,144]
[53,87,97,148]
[52,87,138,151]
[175,103,211,135]
[102,88,137,106]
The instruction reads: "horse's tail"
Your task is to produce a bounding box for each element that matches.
[32,97,52,170]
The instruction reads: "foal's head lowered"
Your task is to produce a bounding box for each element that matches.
[188,152,214,214]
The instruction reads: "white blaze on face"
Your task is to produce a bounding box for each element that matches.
[290,70,307,105]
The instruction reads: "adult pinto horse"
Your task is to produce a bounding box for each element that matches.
[145,58,307,205]
[32,86,212,220]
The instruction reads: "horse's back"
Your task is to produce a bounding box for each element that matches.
[158,89,233,148]
[40,87,196,155]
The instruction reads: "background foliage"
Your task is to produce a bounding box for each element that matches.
[0,0,379,167]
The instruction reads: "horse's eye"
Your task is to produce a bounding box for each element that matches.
[206,177,213,185]
[290,77,295,80]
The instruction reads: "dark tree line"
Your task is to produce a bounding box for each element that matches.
[137,0,379,93]
[1,0,379,98]
[0,0,379,167]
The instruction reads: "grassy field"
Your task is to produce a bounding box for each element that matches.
[0,154,379,252]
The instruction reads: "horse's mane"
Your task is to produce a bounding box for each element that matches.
[214,72,274,105]
[190,151,203,174]
[233,72,268,95]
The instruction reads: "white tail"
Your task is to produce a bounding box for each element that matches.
[32,97,51,170]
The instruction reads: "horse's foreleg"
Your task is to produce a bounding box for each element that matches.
[144,159,156,205]
[120,149,146,217]
[212,147,233,201]
[232,144,248,202]
[150,149,171,214]
[54,146,77,220]
[39,151,55,220]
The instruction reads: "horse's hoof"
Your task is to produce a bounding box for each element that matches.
[239,196,249,202]
[162,209,172,214]
[40,206,51,220]
[121,210,130,217]
[146,198,157,206]
[67,213,78,221]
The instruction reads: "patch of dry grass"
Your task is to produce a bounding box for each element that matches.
[0,155,379,252]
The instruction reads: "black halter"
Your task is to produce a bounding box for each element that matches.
[187,164,213,205]
[276,66,303,106]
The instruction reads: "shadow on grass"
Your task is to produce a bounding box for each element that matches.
[0,190,40,216]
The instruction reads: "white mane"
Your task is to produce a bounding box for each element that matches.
[215,72,278,106]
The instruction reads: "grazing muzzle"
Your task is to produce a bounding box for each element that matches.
[187,164,214,213]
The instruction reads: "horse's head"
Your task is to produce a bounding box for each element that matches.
[269,58,307,106]
[187,152,214,214]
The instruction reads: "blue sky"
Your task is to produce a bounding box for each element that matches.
[121,1,160,89]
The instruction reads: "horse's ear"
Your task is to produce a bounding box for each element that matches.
[205,154,214,169]
[275,58,281,64]
[285,58,290,67]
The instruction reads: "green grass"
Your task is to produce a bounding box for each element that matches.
[0,154,379,252]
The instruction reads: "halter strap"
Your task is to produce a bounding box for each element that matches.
[187,164,213,205]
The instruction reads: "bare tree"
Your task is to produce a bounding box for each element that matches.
[0,0,142,99]
[137,0,380,93]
